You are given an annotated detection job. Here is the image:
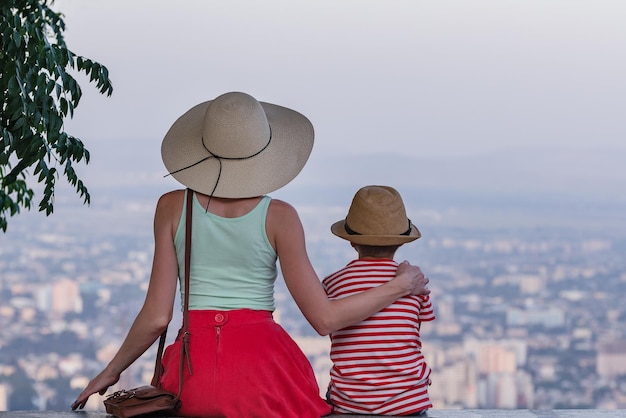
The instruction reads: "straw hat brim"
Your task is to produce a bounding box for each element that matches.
[330,220,421,246]
[161,99,313,198]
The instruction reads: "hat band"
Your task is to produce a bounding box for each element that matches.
[165,126,273,208]
[166,126,273,178]
[344,219,413,237]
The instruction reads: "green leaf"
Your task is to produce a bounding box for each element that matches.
[12,30,21,47]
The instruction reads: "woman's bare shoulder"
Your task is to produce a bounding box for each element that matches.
[157,189,185,205]
[267,198,304,239]
[268,198,298,217]
[154,189,186,218]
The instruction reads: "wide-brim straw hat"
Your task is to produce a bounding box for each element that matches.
[331,185,421,246]
[161,91,314,198]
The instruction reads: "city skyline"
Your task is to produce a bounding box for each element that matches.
[1,180,625,411]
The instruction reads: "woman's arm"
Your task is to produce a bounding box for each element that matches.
[268,199,429,336]
[72,191,182,410]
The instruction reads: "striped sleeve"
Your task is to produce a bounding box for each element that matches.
[417,295,435,322]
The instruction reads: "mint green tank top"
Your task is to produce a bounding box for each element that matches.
[174,190,277,311]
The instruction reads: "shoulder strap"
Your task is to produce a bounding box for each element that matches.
[180,188,194,388]
[151,189,194,399]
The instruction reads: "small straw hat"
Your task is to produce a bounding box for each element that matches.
[331,185,421,246]
[161,91,314,198]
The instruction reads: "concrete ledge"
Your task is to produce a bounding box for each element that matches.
[0,410,625,417]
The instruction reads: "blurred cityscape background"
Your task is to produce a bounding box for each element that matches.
[1,140,625,411]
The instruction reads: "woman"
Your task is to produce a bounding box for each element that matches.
[72,92,430,417]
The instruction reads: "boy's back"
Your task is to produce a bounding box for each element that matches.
[323,258,434,415]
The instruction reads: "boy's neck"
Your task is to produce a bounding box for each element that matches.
[357,255,395,261]
[352,243,400,260]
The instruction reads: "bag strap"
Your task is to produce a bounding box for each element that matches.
[179,188,194,393]
[151,188,194,400]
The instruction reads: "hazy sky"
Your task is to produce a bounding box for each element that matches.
[54,0,626,162]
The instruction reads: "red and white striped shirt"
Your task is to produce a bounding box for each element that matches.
[323,259,435,415]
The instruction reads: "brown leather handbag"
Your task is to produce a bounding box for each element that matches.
[102,385,179,418]
[104,189,194,418]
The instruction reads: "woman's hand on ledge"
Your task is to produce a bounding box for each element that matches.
[71,369,120,411]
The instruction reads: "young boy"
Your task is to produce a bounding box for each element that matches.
[323,185,435,416]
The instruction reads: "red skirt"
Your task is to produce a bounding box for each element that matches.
[158,309,331,418]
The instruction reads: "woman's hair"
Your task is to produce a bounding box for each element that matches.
[353,244,401,259]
